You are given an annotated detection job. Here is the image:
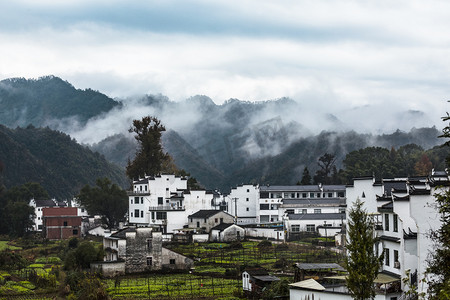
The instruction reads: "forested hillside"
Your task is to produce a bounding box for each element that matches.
[0,76,120,128]
[0,125,128,199]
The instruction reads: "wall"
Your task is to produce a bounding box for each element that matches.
[244,227,284,241]
[227,185,259,222]
[161,248,194,270]
[91,261,125,277]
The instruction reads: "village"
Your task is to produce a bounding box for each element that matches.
[19,169,447,299]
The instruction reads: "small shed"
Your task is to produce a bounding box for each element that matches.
[242,269,280,295]
[210,223,244,242]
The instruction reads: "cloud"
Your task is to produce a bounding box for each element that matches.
[0,0,449,135]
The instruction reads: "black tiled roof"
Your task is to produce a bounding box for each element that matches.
[188,210,223,219]
[34,199,56,207]
[109,227,136,239]
[211,223,235,231]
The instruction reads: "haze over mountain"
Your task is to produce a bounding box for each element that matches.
[0,76,447,193]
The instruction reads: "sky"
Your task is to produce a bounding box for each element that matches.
[1,0,450,129]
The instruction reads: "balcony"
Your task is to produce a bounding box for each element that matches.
[149,205,185,211]
[127,191,150,196]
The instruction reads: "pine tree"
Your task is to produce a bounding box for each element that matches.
[297,167,312,185]
[126,116,171,180]
[345,198,383,300]
[427,111,450,298]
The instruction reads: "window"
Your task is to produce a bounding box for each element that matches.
[306,224,315,232]
[215,218,218,223]
[145,185,148,191]
[38,217,40,220]
[166,188,169,191]
[328,192,333,197]
[385,214,390,231]
[302,209,307,214]
[291,193,296,198]
[131,199,133,204]
[362,192,366,198]
[260,204,269,210]
[63,221,68,226]
[152,212,155,219]
[170,259,176,265]
[141,197,144,204]
[285,209,294,215]
[158,197,163,205]
[247,189,250,192]
[140,186,142,191]
[394,250,399,267]
[220,218,223,223]
[291,225,300,232]
[135,196,139,203]
[135,209,140,218]
[338,192,345,197]
[393,214,398,232]
[317,193,321,198]
[339,208,346,214]
[196,222,200,227]
[140,210,143,218]
[314,209,321,214]
[246,207,249,211]
[246,198,249,201]
[131,212,133,217]
[73,229,78,235]
[156,212,167,220]
[302,193,307,198]
[260,215,270,222]
[310,192,314,198]
[385,248,390,266]
[147,257,153,266]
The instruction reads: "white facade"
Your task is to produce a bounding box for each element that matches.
[226,184,259,224]
[128,174,219,233]
[345,172,448,296]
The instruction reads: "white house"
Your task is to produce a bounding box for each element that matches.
[225,184,259,224]
[128,174,222,233]
[290,170,449,299]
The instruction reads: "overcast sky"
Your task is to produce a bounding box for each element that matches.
[1,0,449,129]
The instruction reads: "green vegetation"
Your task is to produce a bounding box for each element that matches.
[345,198,383,300]
[0,125,128,199]
[0,241,22,251]
[77,178,128,228]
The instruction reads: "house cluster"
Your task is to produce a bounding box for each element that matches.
[29,169,448,298]
[128,174,347,243]
[289,170,449,299]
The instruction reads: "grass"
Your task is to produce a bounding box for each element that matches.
[0,240,22,251]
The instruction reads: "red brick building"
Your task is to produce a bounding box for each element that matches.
[43,207,81,240]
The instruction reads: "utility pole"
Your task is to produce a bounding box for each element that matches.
[233,197,238,224]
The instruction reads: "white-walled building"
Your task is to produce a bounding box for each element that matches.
[225,184,259,224]
[290,171,449,299]
[128,174,222,233]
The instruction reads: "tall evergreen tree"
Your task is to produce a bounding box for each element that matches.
[126,116,171,180]
[427,111,450,298]
[297,167,312,185]
[345,198,383,300]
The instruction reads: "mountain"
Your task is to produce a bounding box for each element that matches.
[0,76,121,129]
[0,76,446,194]
[0,125,128,199]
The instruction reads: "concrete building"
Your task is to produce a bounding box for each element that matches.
[187,210,234,232]
[128,174,222,233]
[210,223,245,242]
[226,184,259,224]
[42,207,81,240]
[290,170,449,299]
[98,227,194,276]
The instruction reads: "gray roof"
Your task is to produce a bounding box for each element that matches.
[211,223,235,231]
[188,210,225,219]
[109,227,136,239]
[34,199,56,207]
[253,275,280,282]
[288,213,346,220]
[295,263,345,271]
[260,185,345,192]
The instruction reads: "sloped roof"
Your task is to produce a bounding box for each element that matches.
[294,263,346,271]
[289,279,325,291]
[109,227,136,239]
[188,210,224,219]
[260,185,345,192]
[211,223,237,231]
[34,199,56,207]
